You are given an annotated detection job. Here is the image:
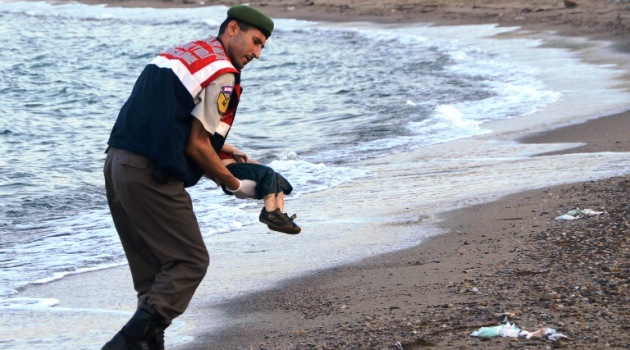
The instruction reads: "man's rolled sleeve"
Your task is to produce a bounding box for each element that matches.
[191,73,236,134]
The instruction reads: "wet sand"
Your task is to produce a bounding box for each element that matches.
[46,0,630,348]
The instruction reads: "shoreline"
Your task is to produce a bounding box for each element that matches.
[176,176,630,349]
[23,0,630,348]
[161,2,630,347]
[172,114,630,348]
[173,1,629,349]
[64,0,630,40]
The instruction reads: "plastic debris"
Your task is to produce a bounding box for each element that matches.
[470,322,521,338]
[555,207,604,220]
[524,327,569,341]
[471,322,568,341]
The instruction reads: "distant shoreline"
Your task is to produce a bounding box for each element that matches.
[60,0,630,41]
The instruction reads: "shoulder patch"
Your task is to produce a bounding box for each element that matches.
[217,86,233,114]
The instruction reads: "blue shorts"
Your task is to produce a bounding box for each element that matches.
[222,163,293,199]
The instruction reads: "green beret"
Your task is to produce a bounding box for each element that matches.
[227,5,274,38]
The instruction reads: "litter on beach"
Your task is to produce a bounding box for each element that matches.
[555,207,604,220]
[470,322,521,338]
[471,322,568,341]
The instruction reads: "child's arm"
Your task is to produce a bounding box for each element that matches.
[221,143,259,164]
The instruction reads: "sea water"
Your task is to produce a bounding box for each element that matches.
[0,1,629,349]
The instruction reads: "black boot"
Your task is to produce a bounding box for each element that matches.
[102,308,167,350]
[147,330,165,350]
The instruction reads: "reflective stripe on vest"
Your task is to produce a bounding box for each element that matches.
[151,37,239,98]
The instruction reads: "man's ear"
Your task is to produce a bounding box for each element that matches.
[226,20,240,36]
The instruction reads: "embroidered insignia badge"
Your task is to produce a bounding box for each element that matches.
[217,86,233,114]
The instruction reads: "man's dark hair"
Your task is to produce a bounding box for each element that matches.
[218,18,255,36]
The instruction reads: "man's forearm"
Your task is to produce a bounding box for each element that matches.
[186,120,240,190]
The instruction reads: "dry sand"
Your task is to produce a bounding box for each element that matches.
[54,0,630,348]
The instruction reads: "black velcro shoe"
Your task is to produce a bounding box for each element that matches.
[259,208,301,234]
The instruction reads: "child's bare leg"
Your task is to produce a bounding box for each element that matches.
[264,193,285,212]
[264,194,277,212]
[259,192,300,234]
[276,192,285,212]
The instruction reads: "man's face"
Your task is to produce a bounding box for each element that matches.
[226,21,267,70]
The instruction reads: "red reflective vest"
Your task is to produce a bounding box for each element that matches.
[108,37,242,187]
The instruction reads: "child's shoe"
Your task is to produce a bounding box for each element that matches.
[259,208,301,234]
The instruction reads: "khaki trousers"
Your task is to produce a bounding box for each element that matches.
[103,148,209,322]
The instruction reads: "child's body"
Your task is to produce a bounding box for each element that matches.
[219,145,300,234]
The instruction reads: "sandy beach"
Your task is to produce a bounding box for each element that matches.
[33,0,630,348]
